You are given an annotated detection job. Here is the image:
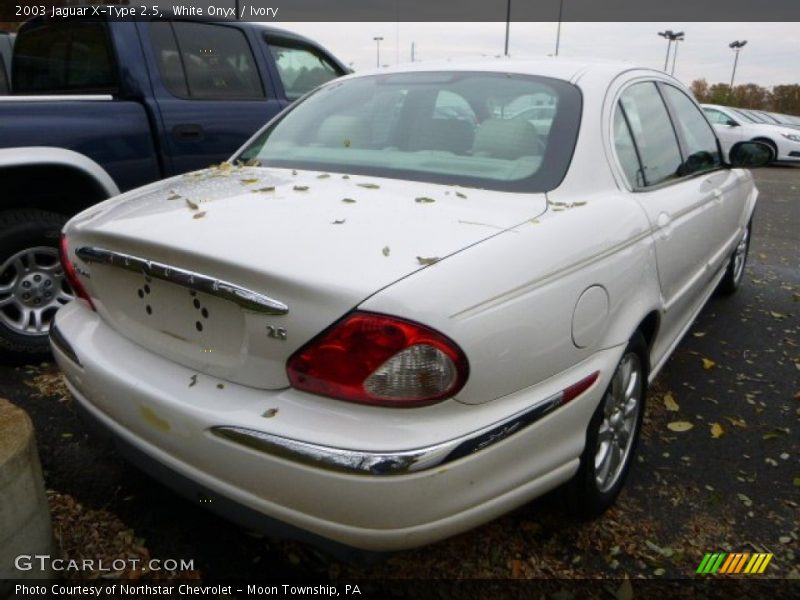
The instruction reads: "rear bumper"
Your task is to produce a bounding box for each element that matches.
[52,301,621,551]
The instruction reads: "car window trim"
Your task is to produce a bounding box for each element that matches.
[263,34,346,101]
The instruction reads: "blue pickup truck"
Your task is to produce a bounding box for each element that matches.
[0,17,346,360]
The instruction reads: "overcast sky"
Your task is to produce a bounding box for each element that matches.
[276,22,800,87]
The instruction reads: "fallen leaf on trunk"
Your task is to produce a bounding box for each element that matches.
[667,421,694,432]
[710,422,725,438]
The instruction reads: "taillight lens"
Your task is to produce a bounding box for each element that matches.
[59,235,95,310]
[287,311,469,407]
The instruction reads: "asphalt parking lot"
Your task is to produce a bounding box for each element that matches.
[1,165,798,583]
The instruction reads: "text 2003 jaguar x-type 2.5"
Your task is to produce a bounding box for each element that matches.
[52,57,770,551]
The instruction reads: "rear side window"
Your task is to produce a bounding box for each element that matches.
[660,84,721,175]
[13,21,117,94]
[617,82,682,188]
[151,22,264,99]
[267,41,341,101]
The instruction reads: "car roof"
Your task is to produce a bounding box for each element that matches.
[348,55,651,85]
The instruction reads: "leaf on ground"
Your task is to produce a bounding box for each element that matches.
[667,421,694,432]
[416,256,440,266]
[382,246,390,257]
[185,198,199,211]
[192,211,207,220]
[253,186,275,193]
[770,311,786,319]
[415,196,436,203]
[725,416,747,428]
[357,183,380,189]
[737,493,753,507]
[701,357,716,370]
[240,178,259,185]
[763,431,782,440]
[664,392,680,412]
[615,577,633,600]
[293,185,309,191]
[710,422,725,439]
[342,198,357,203]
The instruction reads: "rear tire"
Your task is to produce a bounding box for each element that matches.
[569,333,647,518]
[0,210,73,363]
[717,219,751,296]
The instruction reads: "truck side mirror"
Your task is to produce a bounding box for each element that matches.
[728,141,773,168]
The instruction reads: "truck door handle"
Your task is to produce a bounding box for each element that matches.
[172,124,205,142]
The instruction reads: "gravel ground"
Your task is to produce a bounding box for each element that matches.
[1,165,798,587]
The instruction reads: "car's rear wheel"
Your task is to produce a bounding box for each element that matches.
[0,210,74,363]
[717,220,751,296]
[569,333,646,517]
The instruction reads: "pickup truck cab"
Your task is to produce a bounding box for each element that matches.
[0,17,346,360]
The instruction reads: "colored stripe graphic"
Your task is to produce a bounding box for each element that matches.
[698,552,774,575]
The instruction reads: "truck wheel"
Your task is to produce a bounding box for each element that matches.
[0,210,74,363]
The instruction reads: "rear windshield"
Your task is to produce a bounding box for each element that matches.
[237,71,581,192]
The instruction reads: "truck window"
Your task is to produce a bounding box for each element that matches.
[267,40,342,101]
[150,22,264,100]
[13,21,117,94]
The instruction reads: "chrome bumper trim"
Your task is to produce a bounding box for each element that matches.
[75,246,288,315]
[212,389,570,476]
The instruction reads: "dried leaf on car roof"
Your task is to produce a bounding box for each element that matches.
[240,178,259,185]
[244,158,261,167]
[185,198,199,211]
[192,211,207,220]
[342,198,357,203]
[417,256,440,266]
[331,219,346,225]
[188,374,198,387]
[167,191,181,201]
[357,183,380,189]
[455,191,467,199]
[415,196,436,204]
[262,408,278,418]
[317,173,331,179]
[293,185,309,192]
[382,246,390,257]
[253,186,275,193]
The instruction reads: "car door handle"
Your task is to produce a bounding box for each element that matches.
[172,124,205,142]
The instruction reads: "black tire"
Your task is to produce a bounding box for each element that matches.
[0,209,72,363]
[717,219,751,296]
[752,138,778,162]
[569,332,647,518]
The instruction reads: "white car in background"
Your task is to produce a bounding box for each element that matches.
[52,59,770,552]
[703,103,800,162]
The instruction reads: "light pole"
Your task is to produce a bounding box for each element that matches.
[504,0,511,56]
[729,40,747,100]
[658,30,683,72]
[373,36,384,68]
[555,0,564,56]
[670,33,684,76]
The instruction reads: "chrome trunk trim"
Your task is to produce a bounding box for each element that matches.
[75,246,289,315]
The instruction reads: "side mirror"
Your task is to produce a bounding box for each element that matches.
[728,141,773,168]
[726,120,739,127]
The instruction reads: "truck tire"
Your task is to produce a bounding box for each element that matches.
[0,210,74,363]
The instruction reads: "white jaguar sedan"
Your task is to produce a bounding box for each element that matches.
[52,58,769,552]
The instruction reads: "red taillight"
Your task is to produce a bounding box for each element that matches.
[287,311,469,407]
[59,235,95,310]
